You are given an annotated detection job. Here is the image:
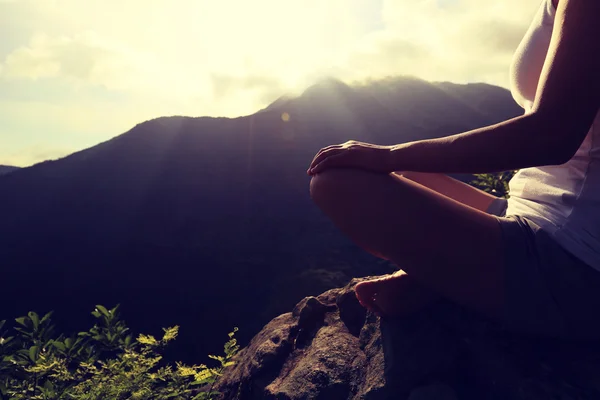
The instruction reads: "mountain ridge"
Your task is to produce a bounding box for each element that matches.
[0,76,523,363]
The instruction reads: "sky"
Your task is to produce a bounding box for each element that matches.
[0,0,541,167]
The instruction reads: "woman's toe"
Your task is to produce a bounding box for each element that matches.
[355,281,379,310]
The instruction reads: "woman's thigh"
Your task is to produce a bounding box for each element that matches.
[396,172,498,212]
[310,168,505,320]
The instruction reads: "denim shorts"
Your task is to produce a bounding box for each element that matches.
[487,197,600,339]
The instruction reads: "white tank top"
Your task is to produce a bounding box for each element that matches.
[506,0,600,270]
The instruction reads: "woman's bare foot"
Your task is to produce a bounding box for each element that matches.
[354,271,440,317]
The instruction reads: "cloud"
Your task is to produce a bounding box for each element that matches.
[0,0,543,166]
[210,73,284,104]
[0,0,541,100]
[1,32,160,92]
[333,0,540,87]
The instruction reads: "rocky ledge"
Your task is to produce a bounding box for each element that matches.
[215,278,600,399]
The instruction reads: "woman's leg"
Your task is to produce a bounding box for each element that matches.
[398,172,499,212]
[310,169,505,320]
[364,172,500,260]
[340,172,503,317]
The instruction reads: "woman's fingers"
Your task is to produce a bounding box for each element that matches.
[308,148,329,169]
[309,147,344,171]
[308,141,381,174]
[308,141,361,169]
[320,144,343,153]
[310,152,349,174]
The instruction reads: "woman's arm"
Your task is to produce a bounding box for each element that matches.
[389,0,599,174]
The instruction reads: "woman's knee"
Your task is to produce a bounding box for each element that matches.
[309,169,355,203]
[310,169,400,206]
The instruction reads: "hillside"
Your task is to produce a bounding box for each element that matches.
[0,76,522,363]
[0,165,19,175]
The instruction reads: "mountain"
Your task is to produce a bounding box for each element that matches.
[0,76,522,363]
[0,165,19,176]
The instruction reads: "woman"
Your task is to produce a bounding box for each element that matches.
[308,0,599,338]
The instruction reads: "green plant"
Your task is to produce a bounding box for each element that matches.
[0,305,238,400]
[470,170,517,199]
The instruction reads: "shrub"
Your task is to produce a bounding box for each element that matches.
[470,170,517,198]
[0,305,238,400]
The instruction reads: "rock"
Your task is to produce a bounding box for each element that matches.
[214,278,600,400]
[336,285,366,337]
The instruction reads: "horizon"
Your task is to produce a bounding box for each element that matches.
[1,0,539,167]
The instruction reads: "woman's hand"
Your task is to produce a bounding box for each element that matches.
[307,141,395,175]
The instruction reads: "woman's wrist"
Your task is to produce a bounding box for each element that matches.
[387,143,409,172]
